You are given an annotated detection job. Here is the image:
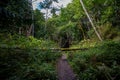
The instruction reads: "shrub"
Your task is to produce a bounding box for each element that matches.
[97,41,120,66]
[0,34,58,48]
[68,41,120,80]
[0,48,61,80]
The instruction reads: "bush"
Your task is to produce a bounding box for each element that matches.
[68,41,120,80]
[97,41,120,66]
[0,48,61,80]
[0,34,58,48]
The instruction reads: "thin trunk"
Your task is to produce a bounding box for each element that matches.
[26,25,32,37]
[45,8,48,32]
[80,0,103,41]
[78,23,87,40]
[31,5,34,36]
[44,8,48,39]
[32,24,34,36]
[19,27,22,35]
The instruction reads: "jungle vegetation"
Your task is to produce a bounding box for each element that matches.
[0,0,120,80]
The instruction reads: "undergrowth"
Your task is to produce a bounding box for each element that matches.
[0,33,61,80]
[0,33,58,48]
[0,49,61,80]
[68,41,120,80]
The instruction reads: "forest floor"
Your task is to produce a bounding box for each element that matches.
[57,54,77,80]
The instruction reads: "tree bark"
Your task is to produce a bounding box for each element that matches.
[80,0,103,41]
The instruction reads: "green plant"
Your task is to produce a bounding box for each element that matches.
[68,41,120,80]
[0,47,61,80]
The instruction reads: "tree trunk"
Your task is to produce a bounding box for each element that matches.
[19,27,22,35]
[79,0,103,41]
[78,23,87,40]
[44,8,48,39]
[31,6,34,37]
[31,23,34,36]
[26,25,33,37]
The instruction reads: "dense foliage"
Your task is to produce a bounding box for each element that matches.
[0,0,33,35]
[0,0,120,80]
[34,9,45,38]
[68,41,120,80]
[0,48,61,80]
[0,33,61,80]
[0,33,58,48]
[35,0,120,42]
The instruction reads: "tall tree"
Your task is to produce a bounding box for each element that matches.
[79,0,103,41]
[0,0,33,36]
[39,0,58,38]
[34,9,45,38]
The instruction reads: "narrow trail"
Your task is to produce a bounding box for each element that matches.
[57,54,76,80]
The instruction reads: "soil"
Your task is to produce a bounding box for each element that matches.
[57,54,76,80]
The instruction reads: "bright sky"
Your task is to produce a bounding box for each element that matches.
[32,0,72,18]
[32,0,72,10]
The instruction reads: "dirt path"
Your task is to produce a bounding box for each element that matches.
[57,54,76,80]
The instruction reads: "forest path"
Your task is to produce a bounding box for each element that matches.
[57,53,76,80]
